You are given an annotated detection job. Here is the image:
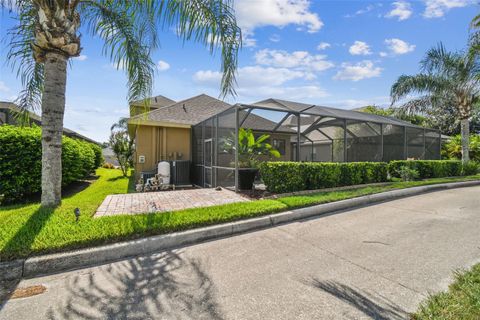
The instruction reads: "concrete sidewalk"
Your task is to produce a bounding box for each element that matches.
[2,186,480,319]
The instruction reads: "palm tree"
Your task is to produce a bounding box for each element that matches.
[391,43,479,163]
[2,0,241,207]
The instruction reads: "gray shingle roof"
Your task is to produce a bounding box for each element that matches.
[240,111,295,133]
[0,101,100,144]
[130,95,176,109]
[129,94,231,125]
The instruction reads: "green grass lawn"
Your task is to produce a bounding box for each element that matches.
[0,168,479,261]
[412,263,480,320]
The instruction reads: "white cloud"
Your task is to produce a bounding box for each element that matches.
[194,66,308,87]
[72,55,88,61]
[423,0,474,18]
[0,81,10,93]
[254,49,334,73]
[157,60,170,71]
[385,38,415,55]
[385,1,413,21]
[235,0,323,32]
[317,42,331,50]
[379,51,388,57]
[193,65,328,100]
[334,61,382,81]
[345,3,383,18]
[349,41,372,55]
[235,0,323,46]
[269,34,281,42]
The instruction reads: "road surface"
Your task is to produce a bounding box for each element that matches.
[1,186,480,319]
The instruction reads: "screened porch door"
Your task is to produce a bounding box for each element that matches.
[204,139,213,187]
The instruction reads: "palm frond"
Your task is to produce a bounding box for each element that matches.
[5,1,44,121]
[420,43,464,77]
[110,117,129,131]
[471,12,480,29]
[390,74,452,104]
[80,0,157,104]
[156,0,241,97]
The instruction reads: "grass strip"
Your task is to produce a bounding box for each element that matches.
[412,263,480,320]
[0,168,478,261]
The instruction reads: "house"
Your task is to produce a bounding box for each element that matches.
[127,94,293,180]
[0,101,99,145]
[128,94,441,190]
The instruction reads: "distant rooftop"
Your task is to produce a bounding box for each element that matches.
[130,95,176,109]
[0,101,100,145]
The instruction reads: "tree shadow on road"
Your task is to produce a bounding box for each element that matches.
[46,251,223,320]
[306,279,408,320]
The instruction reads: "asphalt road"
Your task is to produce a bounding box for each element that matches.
[1,186,480,320]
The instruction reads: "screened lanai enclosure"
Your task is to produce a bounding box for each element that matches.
[192,98,441,191]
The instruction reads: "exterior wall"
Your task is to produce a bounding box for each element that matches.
[134,125,191,175]
[256,132,293,162]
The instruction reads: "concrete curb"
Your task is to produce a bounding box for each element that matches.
[1,180,479,281]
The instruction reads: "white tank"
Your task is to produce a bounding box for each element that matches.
[157,161,171,184]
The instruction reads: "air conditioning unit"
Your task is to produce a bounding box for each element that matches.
[169,160,191,186]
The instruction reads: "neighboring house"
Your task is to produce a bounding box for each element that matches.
[129,94,176,117]
[0,101,100,145]
[102,147,120,166]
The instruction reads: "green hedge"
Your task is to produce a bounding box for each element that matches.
[0,125,101,203]
[260,162,389,193]
[388,160,463,179]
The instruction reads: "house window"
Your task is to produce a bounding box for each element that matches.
[273,139,286,155]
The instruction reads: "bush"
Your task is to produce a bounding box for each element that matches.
[91,144,104,168]
[260,162,388,193]
[388,160,463,179]
[0,125,100,203]
[397,166,420,181]
[102,162,115,169]
[442,134,480,161]
[462,161,479,176]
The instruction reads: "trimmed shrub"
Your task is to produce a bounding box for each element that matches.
[102,162,115,169]
[0,125,100,203]
[388,160,462,179]
[260,161,388,193]
[462,161,479,176]
[397,166,420,182]
[91,144,104,168]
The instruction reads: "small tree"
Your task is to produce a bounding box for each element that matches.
[221,128,280,168]
[109,119,134,176]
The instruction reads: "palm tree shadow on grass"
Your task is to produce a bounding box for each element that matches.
[0,206,56,309]
[306,279,408,320]
[46,251,224,320]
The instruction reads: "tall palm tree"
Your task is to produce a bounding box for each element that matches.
[2,0,241,207]
[391,43,479,163]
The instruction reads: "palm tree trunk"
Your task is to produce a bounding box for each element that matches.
[460,118,470,164]
[41,52,67,207]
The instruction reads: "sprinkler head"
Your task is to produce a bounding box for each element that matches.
[74,208,80,222]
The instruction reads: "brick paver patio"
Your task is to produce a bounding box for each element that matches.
[95,188,249,217]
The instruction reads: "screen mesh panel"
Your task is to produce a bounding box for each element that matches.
[407,127,425,159]
[425,129,441,160]
[346,121,382,162]
[383,124,405,162]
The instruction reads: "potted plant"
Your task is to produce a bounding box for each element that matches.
[222,128,280,190]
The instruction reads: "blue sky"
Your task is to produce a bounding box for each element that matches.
[0,0,478,142]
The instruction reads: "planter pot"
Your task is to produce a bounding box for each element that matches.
[238,168,258,190]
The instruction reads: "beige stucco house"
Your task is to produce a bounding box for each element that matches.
[127,94,294,179]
